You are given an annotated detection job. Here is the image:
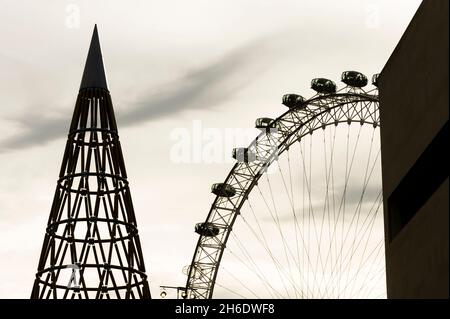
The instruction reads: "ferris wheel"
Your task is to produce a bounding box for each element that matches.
[184,71,386,299]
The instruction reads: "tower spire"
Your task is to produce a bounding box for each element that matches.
[31,26,151,299]
[80,24,108,90]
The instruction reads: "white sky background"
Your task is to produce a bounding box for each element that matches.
[0,0,421,298]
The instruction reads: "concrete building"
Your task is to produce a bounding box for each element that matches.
[379,0,448,298]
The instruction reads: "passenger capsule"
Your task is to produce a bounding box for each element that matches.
[341,71,368,87]
[211,183,236,197]
[195,222,220,237]
[311,78,337,94]
[232,148,256,163]
[372,73,380,87]
[255,117,276,130]
[282,94,306,109]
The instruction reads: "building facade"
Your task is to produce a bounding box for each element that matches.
[379,0,448,298]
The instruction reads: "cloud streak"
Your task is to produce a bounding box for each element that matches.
[258,183,382,224]
[0,38,272,153]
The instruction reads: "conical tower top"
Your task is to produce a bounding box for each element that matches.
[32,25,151,299]
[80,25,108,90]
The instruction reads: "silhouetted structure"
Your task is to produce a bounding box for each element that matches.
[379,0,448,298]
[31,26,151,299]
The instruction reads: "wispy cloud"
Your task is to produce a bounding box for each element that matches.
[258,184,382,224]
[0,38,272,153]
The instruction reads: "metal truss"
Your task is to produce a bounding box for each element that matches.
[185,86,379,299]
[31,88,151,299]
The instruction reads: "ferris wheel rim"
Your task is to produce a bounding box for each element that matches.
[186,86,380,299]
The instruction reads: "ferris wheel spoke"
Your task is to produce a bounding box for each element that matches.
[298,138,325,297]
[342,136,379,289]
[237,210,297,297]
[356,262,385,299]
[324,189,381,295]
[328,126,340,298]
[342,237,384,297]
[346,129,376,252]
[277,152,305,290]
[347,196,384,296]
[336,124,363,296]
[238,212,313,298]
[312,125,346,297]
[243,199,293,294]
[357,262,386,298]
[265,173,309,298]
[332,161,379,291]
[265,174,293,274]
[255,175,320,297]
[186,86,384,299]
[215,281,250,299]
[219,265,261,298]
[245,203,312,297]
[338,125,352,296]
[328,190,383,283]
[276,152,320,297]
[334,195,383,296]
[226,246,280,298]
[231,218,295,298]
[228,233,287,298]
[286,149,302,291]
[336,150,382,279]
[321,125,338,298]
[256,182,290,275]
[316,128,335,297]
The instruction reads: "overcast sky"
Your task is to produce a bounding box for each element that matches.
[0,0,421,298]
